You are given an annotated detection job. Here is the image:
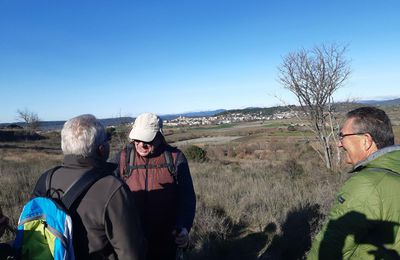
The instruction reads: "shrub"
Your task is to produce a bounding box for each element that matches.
[287,124,297,131]
[106,126,116,137]
[0,129,45,142]
[205,146,226,160]
[183,145,207,162]
[281,158,305,179]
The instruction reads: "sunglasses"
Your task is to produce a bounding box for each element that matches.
[134,140,153,147]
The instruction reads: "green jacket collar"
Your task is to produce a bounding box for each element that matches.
[352,145,400,173]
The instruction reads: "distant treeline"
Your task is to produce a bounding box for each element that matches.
[217,105,298,116]
[218,99,400,117]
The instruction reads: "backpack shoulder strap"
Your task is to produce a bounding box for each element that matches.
[122,144,178,183]
[164,149,178,183]
[45,166,63,196]
[123,143,135,178]
[50,168,106,210]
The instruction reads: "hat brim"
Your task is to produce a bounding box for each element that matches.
[129,128,158,142]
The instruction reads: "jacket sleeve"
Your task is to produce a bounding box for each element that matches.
[175,152,196,232]
[307,175,381,260]
[104,183,145,260]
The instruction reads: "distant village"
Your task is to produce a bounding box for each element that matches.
[0,107,305,131]
[164,110,300,127]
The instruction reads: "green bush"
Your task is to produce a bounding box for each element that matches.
[183,145,207,162]
[287,124,297,131]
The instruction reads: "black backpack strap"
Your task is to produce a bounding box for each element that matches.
[61,168,105,210]
[45,166,63,197]
[123,143,135,178]
[44,167,105,210]
[164,150,178,183]
[45,166,104,209]
[128,164,147,170]
[123,145,178,183]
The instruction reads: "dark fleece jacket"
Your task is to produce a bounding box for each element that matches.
[33,155,145,260]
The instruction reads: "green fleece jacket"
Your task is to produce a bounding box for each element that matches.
[308,146,400,260]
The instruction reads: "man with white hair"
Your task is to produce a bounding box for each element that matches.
[32,114,144,259]
[116,112,196,260]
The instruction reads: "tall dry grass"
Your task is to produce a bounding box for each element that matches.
[0,130,348,259]
[187,141,347,259]
[0,137,62,242]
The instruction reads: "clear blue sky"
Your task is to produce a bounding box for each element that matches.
[1,0,399,123]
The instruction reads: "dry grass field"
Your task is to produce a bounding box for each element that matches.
[1,107,400,259]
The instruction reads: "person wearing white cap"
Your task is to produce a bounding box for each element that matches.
[116,112,196,260]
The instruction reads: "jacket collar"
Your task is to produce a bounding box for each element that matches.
[352,145,400,172]
[63,154,117,172]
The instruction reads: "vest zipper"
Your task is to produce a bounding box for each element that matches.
[145,157,149,191]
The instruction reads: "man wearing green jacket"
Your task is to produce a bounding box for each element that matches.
[308,106,400,260]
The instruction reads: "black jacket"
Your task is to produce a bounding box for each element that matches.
[33,155,145,260]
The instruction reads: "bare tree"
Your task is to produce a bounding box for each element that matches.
[278,43,351,169]
[17,108,41,133]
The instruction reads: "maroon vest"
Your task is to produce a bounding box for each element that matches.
[119,144,179,236]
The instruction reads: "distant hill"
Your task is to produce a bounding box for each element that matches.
[3,99,400,131]
[99,117,134,127]
[357,98,400,106]
[217,106,296,116]
[0,110,226,131]
[0,117,135,131]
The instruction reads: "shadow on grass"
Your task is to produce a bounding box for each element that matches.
[260,204,323,260]
[318,211,400,260]
[187,205,271,260]
[188,203,322,260]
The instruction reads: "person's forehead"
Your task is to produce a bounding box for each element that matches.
[341,117,356,130]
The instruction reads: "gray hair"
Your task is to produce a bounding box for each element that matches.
[61,114,107,157]
[346,106,394,149]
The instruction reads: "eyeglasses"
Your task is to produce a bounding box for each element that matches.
[337,132,367,141]
[134,140,153,147]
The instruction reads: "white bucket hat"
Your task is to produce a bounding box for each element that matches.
[129,112,163,142]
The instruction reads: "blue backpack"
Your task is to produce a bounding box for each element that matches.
[13,167,104,260]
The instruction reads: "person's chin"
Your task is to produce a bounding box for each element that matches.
[138,151,151,157]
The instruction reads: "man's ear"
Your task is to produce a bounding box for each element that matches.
[364,133,375,151]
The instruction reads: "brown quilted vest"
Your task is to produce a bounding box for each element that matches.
[119,143,179,236]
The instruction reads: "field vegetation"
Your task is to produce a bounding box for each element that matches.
[1,107,400,259]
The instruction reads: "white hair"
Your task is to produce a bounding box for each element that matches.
[61,114,106,157]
